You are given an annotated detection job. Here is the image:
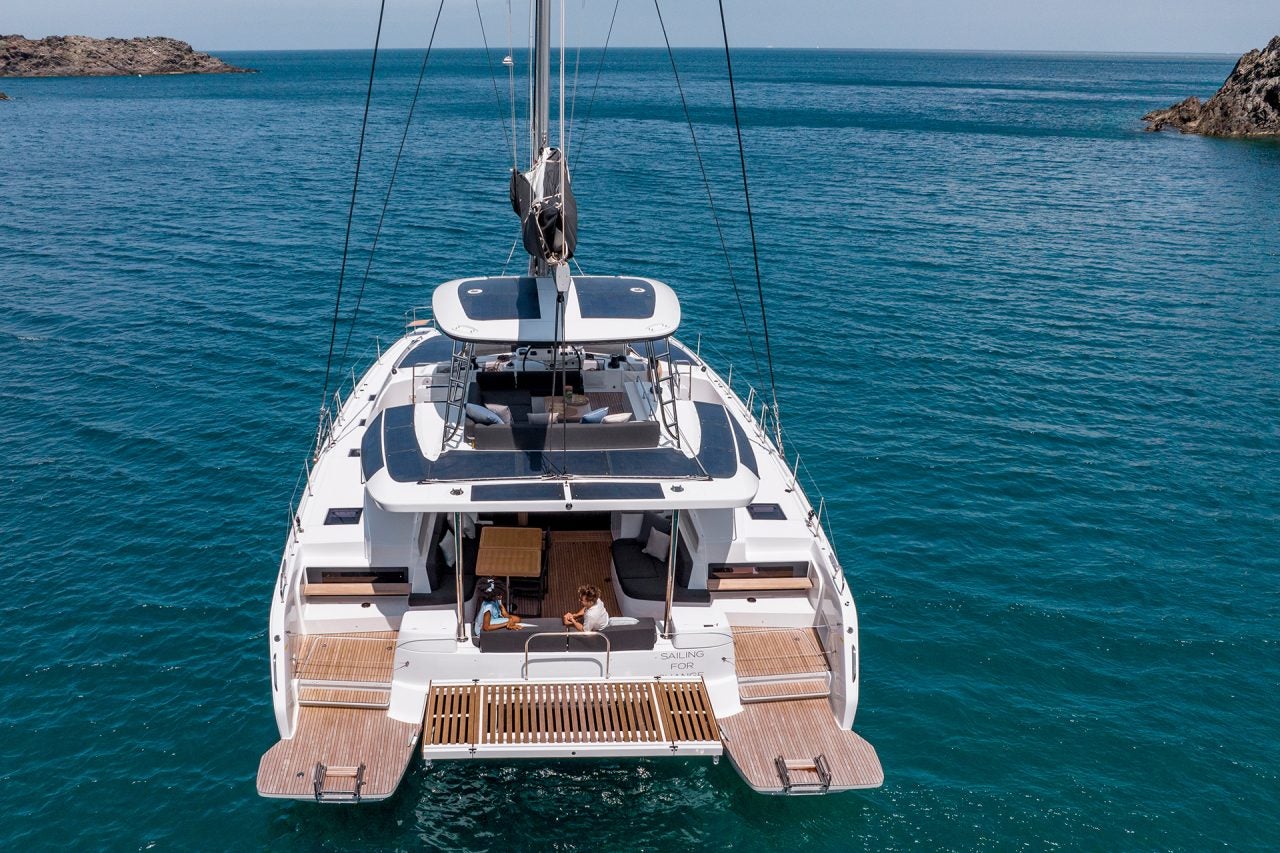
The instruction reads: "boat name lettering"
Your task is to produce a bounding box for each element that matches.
[660,651,705,661]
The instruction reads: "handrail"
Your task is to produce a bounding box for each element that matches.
[522,630,612,679]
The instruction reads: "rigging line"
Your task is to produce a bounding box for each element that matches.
[569,0,620,165]
[654,0,763,394]
[501,237,520,276]
[476,0,515,168]
[566,44,581,156]
[338,0,447,371]
[507,0,517,168]
[717,0,780,425]
[320,0,388,413]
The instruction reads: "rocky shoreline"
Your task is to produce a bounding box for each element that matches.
[1144,35,1280,136]
[0,34,253,78]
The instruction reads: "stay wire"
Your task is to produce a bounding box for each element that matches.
[476,0,516,168]
[717,0,780,426]
[654,0,763,395]
[320,0,387,413]
[569,0,621,163]
[338,0,446,371]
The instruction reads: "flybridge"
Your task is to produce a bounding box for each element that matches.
[431,275,681,344]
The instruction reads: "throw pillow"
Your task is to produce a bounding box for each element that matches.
[580,406,610,423]
[643,527,671,562]
[439,529,457,567]
[601,412,633,423]
[484,403,513,424]
[465,403,504,425]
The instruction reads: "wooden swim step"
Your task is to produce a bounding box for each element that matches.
[738,675,832,704]
[718,698,883,793]
[298,685,391,710]
[730,626,833,706]
[256,706,421,802]
[422,678,723,759]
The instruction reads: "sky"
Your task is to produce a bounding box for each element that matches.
[5,0,1278,54]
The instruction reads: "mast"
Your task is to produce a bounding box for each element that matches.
[531,0,551,166]
[510,0,576,281]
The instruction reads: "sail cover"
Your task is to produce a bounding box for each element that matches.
[510,147,577,264]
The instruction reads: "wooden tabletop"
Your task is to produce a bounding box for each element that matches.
[477,526,543,577]
[480,526,543,549]
[541,396,591,421]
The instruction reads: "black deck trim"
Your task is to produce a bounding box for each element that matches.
[397,335,455,368]
[361,411,386,479]
[693,401,738,478]
[729,412,758,477]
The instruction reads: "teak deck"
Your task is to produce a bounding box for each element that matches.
[731,626,831,679]
[423,678,720,758]
[256,706,420,801]
[718,698,883,793]
[545,531,618,618]
[294,632,397,683]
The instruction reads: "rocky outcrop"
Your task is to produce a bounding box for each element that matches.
[0,34,253,77]
[1144,36,1280,136]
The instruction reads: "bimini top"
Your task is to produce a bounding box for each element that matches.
[432,275,680,343]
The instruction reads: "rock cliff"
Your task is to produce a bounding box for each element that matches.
[0,34,252,77]
[1144,36,1280,136]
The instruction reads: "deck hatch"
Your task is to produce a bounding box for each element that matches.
[324,508,363,525]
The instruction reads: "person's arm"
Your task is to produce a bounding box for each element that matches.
[481,609,495,631]
[563,605,585,628]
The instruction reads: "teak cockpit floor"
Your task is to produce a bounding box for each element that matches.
[544,530,618,618]
[719,698,883,793]
[256,706,420,801]
[731,627,831,679]
[294,631,397,683]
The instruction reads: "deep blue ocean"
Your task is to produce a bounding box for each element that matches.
[2,47,1277,850]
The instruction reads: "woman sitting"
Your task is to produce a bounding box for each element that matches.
[474,578,523,633]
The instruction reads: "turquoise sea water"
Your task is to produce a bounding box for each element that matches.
[2,48,1278,849]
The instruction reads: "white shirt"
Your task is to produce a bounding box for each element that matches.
[583,600,609,632]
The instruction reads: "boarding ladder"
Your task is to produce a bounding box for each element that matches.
[440,341,475,446]
[646,341,684,448]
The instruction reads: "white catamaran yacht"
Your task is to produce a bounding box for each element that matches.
[257,2,882,802]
